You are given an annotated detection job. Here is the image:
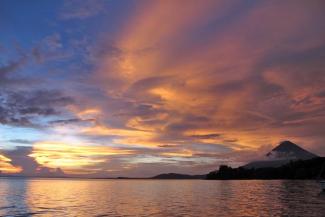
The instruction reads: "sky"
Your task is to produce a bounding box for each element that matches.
[0,0,325,177]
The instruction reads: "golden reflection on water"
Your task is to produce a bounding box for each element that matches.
[0,179,325,217]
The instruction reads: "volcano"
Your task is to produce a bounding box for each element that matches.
[266,140,317,160]
[244,141,318,169]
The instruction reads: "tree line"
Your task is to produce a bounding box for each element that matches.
[206,157,325,180]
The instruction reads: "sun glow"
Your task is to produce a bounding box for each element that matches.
[29,142,133,173]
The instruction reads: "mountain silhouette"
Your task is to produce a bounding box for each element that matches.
[245,141,318,169]
[266,141,318,160]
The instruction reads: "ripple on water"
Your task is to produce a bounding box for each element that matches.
[0,179,325,217]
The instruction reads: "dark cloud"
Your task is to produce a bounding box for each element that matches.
[190,134,221,139]
[0,57,27,86]
[1,146,65,177]
[8,139,35,145]
[50,118,95,125]
[0,41,79,128]
[2,147,38,174]
[316,90,325,98]
[0,90,74,127]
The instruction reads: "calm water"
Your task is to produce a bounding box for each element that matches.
[0,178,325,217]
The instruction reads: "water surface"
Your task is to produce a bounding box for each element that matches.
[0,178,324,216]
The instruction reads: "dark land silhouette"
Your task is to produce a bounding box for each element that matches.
[151,173,205,179]
[206,157,325,180]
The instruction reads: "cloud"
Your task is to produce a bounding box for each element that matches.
[0,40,80,130]
[2,147,39,174]
[60,0,105,20]
[0,153,22,173]
[7,139,35,145]
[0,90,74,127]
[0,146,65,177]
[31,33,74,63]
[50,118,95,125]
[0,56,27,87]
[87,0,325,162]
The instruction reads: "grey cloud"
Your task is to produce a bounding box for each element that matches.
[0,90,74,127]
[50,118,95,125]
[1,146,65,177]
[0,57,27,86]
[316,90,325,98]
[8,139,35,145]
[2,147,38,175]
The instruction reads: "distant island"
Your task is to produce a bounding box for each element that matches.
[114,173,206,179]
[151,173,206,179]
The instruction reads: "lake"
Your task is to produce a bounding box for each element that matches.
[0,178,325,216]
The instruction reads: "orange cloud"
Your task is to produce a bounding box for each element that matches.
[89,0,325,163]
[0,154,22,173]
[161,150,193,158]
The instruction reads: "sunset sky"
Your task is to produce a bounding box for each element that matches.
[1,0,325,177]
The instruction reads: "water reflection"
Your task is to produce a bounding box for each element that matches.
[277,180,325,216]
[0,178,325,216]
[0,178,33,216]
